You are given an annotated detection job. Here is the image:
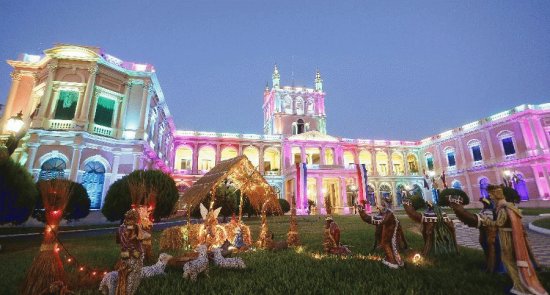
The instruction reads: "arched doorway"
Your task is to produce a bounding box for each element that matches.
[39,157,66,180]
[82,161,106,209]
[297,119,305,134]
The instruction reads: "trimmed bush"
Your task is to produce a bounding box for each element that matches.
[0,157,38,224]
[102,170,179,222]
[32,180,91,222]
[279,198,290,214]
[438,188,470,207]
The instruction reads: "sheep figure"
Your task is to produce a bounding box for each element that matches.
[211,247,246,269]
[99,253,173,295]
[141,253,173,278]
[182,244,209,281]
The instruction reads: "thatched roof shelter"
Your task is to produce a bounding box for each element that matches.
[179,156,281,213]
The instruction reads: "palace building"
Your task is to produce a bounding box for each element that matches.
[1,44,549,213]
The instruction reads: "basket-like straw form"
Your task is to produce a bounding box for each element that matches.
[21,179,72,295]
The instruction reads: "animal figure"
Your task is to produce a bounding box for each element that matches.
[99,253,173,295]
[183,244,209,281]
[141,253,173,278]
[211,247,246,269]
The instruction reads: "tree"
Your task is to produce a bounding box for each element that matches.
[0,157,38,224]
[102,170,179,222]
[32,180,91,223]
[279,199,290,214]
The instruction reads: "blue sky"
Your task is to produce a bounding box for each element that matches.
[1,1,549,140]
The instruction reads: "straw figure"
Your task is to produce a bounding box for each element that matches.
[22,179,73,295]
[127,179,155,263]
[256,201,274,249]
[287,196,300,247]
[224,215,252,251]
[197,203,227,249]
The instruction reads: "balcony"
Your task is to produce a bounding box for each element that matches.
[48,119,75,130]
[92,124,114,137]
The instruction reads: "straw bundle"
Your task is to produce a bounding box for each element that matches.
[21,179,72,295]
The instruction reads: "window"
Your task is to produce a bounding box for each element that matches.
[82,161,105,209]
[426,156,434,171]
[54,90,79,120]
[306,99,315,114]
[447,151,456,167]
[297,119,305,134]
[39,157,66,180]
[94,96,115,127]
[295,97,304,115]
[175,146,193,170]
[472,146,482,161]
[284,96,292,114]
[502,137,516,155]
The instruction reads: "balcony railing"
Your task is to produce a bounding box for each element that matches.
[92,124,114,137]
[48,119,75,130]
[264,171,280,176]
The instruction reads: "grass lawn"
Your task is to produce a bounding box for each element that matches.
[532,217,550,230]
[520,207,550,216]
[1,215,549,295]
[0,223,119,236]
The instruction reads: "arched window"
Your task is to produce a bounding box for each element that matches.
[292,147,302,164]
[306,99,315,114]
[425,153,434,171]
[297,119,305,134]
[175,146,193,170]
[444,147,456,167]
[284,96,292,114]
[396,184,405,206]
[82,161,106,209]
[263,147,280,172]
[467,139,483,162]
[243,146,259,168]
[376,151,389,176]
[325,148,334,165]
[39,158,66,180]
[497,130,516,157]
[198,146,216,172]
[359,150,372,173]
[220,147,238,161]
[295,97,304,115]
[305,147,321,165]
[391,152,404,175]
[343,151,355,168]
[407,154,419,173]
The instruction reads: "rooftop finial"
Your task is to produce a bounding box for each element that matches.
[315,68,323,91]
[272,64,280,88]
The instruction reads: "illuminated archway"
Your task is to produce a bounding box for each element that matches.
[407,154,419,173]
[376,151,389,176]
[175,145,193,170]
[343,151,355,167]
[325,148,334,165]
[292,147,302,164]
[305,147,321,165]
[221,146,238,161]
[198,146,216,172]
[391,152,404,175]
[263,147,280,172]
[243,146,259,168]
[358,150,372,173]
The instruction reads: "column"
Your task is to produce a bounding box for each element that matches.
[434,144,444,173]
[340,177,348,207]
[69,146,83,181]
[528,118,544,152]
[88,92,100,133]
[320,146,326,165]
[76,64,98,124]
[259,145,265,173]
[484,130,496,160]
[457,136,467,169]
[117,82,132,137]
[111,154,120,184]
[192,144,199,174]
[404,152,410,176]
[387,149,394,176]
[112,97,123,137]
[215,144,221,165]
[137,82,152,138]
[34,61,58,128]
[0,72,22,133]
[301,146,306,164]
[372,149,377,176]
[316,177,324,212]
[26,145,38,170]
[133,153,141,170]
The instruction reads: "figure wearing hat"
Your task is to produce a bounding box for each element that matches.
[482,185,547,295]
[358,195,407,268]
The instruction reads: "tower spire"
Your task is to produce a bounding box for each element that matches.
[272,64,280,89]
[315,68,323,91]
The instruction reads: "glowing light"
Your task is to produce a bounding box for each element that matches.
[67,258,72,263]
[123,130,136,139]
[92,271,97,276]
[412,253,423,265]
[54,247,60,253]
[79,267,84,271]
[503,170,511,177]
[21,53,42,63]
[428,171,436,177]
[133,63,147,71]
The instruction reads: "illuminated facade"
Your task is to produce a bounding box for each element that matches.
[2,44,549,213]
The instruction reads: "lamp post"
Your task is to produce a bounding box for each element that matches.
[1,111,25,157]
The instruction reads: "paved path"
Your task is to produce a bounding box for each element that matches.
[454,215,550,267]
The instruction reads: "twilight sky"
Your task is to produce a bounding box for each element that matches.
[1,1,549,140]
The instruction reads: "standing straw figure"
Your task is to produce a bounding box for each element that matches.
[22,180,72,295]
[115,209,150,295]
[482,185,547,295]
[287,196,301,247]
